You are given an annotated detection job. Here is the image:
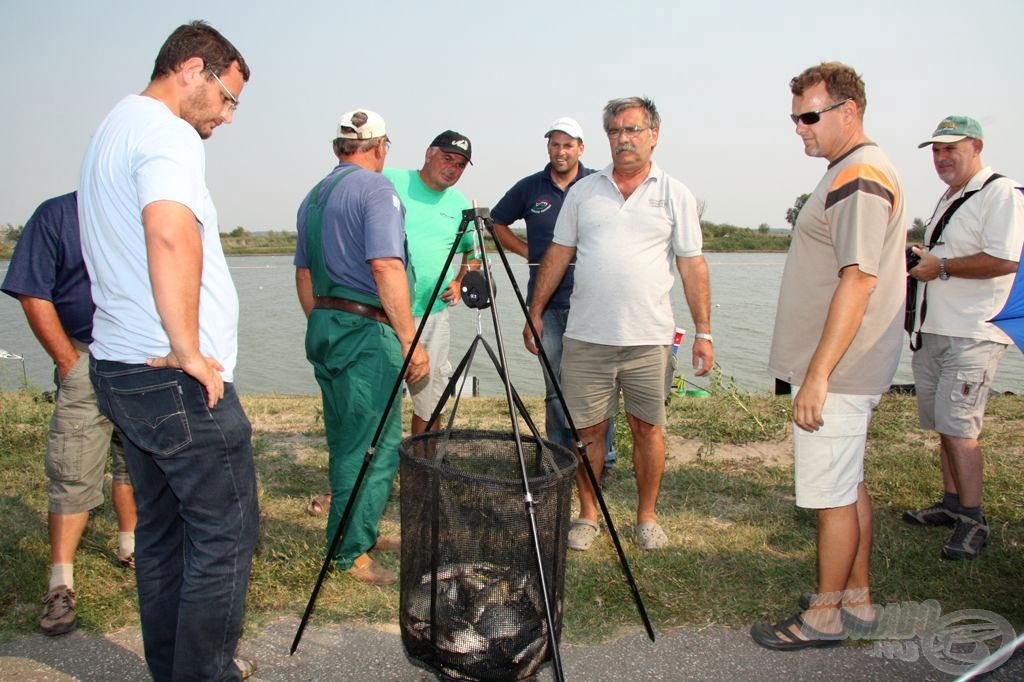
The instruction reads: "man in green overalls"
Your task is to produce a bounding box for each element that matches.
[295,109,429,585]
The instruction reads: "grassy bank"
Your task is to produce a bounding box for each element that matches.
[1,387,1021,643]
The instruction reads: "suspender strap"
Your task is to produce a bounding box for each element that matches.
[303,167,361,301]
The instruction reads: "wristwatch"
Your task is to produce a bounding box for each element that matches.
[938,258,951,281]
[694,332,713,344]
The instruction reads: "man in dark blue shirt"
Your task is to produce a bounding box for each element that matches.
[1,192,137,635]
[491,118,616,479]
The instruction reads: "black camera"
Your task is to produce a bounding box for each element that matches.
[906,246,921,271]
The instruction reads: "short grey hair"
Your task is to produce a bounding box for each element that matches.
[602,96,661,131]
[333,135,384,156]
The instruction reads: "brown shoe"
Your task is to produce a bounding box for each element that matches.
[348,554,397,586]
[372,534,401,553]
[40,585,76,636]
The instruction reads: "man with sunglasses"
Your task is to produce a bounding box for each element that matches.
[904,116,1024,560]
[755,62,906,651]
[79,21,258,680]
[525,97,713,553]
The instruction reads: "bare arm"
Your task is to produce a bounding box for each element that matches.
[491,222,529,259]
[676,254,714,376]
[910,248,1018,282]
[18,296,79,380]
[295,267,314,318]
[371,257,430,384]
[142,200,224,407]
[523,242,575,355]
[793,265,877,432]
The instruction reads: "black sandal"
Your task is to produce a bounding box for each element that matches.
[750,611,844,651]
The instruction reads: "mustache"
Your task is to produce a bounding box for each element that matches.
[615,143,636,153]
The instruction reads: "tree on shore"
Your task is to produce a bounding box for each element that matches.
[785,193,810,228]
[908,217,927,242]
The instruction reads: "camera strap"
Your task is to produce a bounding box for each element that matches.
[908,173,1003,351]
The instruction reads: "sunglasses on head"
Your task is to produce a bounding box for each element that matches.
[790,98,850,126]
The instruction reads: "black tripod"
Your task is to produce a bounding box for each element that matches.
[291,205,654,678]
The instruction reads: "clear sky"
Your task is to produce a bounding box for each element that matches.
[2,0,1022,232]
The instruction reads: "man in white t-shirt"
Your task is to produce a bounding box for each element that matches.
[905,115,1024,560]
[525,97,713,552]
[79,21,258,681]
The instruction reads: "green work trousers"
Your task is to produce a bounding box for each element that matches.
[306,309,403,568]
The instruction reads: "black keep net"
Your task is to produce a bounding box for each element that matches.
[399,430,577,681]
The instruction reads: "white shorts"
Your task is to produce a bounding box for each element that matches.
[408,307,454,420]
[791,387,881,509]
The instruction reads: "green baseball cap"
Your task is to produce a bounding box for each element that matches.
[918,115,984,148]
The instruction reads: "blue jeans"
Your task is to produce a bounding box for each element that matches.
[91,359,259,682]
[540,308,616,465]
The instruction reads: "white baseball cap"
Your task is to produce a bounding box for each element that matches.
[545,116,584,141]
[336,109,387,140]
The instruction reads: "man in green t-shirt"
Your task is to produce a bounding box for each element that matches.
[383,130,479,434]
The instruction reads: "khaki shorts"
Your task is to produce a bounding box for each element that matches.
[912,333,1006,439]
[792,388,880,509]
[46,344,129,515]
[560,338,669,428]
[408,307,454,420]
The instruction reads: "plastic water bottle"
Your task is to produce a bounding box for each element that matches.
[670,328,686,396]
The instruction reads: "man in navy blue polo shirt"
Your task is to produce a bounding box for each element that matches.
[2,192,137,635]
[491,118,616,480]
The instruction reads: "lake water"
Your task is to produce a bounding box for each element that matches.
[2,253,1022,396]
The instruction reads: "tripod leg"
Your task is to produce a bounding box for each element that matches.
[483,215,657,643]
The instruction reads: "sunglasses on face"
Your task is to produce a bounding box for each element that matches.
[790,98,850,126]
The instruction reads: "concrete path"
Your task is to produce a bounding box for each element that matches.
[2,618,1021,681]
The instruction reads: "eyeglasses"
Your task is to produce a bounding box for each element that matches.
[790,98,849,125]
[207,67,239,112]
[605,125,649,138]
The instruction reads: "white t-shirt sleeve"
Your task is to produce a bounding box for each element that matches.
[134,122,209,229]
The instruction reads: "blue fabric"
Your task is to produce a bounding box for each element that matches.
[1,192,94,343]
[90,359,258,682]
[542,307,616,464]
[990,236,1024,351]
[295,163,407,298]
[490,164,594,309]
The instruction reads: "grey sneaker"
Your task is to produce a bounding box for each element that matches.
[941,515,990,560]
[902,502,957,527]
[40,585,76,636]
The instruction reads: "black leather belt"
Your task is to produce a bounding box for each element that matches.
[313,296,390,326]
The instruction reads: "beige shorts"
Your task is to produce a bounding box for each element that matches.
[912,333,1006,439]
[46,344,130,515]
[791,387,880,509]
[408,307,454,420]
[560,338,669,428]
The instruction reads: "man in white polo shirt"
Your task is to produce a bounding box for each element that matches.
[525,96,713,552]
